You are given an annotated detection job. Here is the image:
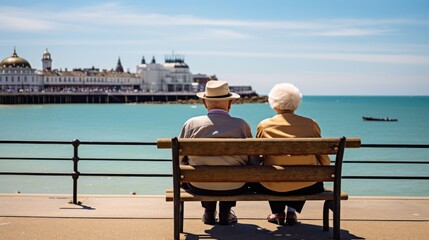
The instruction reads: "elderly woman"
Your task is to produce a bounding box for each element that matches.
[255,83,330,226]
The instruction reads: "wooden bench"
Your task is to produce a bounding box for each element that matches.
[157,137,361,240]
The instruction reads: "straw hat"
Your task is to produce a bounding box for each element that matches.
[196,80,240,100]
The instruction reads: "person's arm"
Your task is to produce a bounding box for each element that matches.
[179,123,189,164]
[317,155,331,165]
[313,120,331,165]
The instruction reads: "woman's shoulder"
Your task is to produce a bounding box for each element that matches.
[291,114,318,123]
[257,115,276,127]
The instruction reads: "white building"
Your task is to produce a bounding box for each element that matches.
[0,48,43,92]
[136,55,193,92]
[1,48,255,96]
[0,48,140,93]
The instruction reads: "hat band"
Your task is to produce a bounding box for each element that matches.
[204,93,232,98]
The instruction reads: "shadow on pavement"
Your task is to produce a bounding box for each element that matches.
[183,222,364,240]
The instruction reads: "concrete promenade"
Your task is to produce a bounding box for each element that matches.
[0,194,428,240]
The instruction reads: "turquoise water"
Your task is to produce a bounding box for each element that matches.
[0,96,428,196]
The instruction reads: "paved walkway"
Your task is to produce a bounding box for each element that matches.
[1,194,428,239]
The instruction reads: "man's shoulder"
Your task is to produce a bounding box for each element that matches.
[228,115,251,127]
[229,115,248,122]
[183,115,210,126]
[186,115,209,121]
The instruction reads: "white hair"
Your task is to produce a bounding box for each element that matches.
[268,83,302,111]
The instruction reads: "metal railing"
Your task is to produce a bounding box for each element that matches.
[0,140,428,204]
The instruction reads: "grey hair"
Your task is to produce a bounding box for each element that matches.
[268,83,302,111]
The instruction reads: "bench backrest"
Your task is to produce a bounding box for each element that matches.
[157,137,360,156]
[157,137,361,183]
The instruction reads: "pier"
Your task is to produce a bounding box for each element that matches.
[0,91,259,104]
[0,92,199,104]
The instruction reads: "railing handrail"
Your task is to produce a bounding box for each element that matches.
[0,140,156,145]
[2,157,428,165]
[361,143,429,148]
[0,157,172,162]
[2,140,429,148]
[1,139,428,204]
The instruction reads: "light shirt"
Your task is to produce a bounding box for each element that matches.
[179,109,252,190]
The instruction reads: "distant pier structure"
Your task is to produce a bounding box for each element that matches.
[0,92,201,104]
[0,48,257,104]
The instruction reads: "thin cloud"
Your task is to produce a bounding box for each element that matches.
[0,2,425,38]
[313,28,393,36]
[205,29,252,39]
[0,7,57,31]
[186,50,429,65]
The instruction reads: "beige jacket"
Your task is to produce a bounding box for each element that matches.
[256,113,330,192]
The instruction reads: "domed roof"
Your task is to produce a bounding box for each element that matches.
[43,48,51,59]
[0,48,32,69]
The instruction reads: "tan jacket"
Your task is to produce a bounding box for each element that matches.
[256,113,330,192]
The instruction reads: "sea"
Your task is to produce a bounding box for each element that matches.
[0,96,428,196]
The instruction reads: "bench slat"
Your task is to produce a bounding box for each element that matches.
[166,188,348,202]
[157,138,361,155]
[180,165,336,182]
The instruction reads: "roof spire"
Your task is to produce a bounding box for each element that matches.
[12,46,18,57]
[115,57,124,72]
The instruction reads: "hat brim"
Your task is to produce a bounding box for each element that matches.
[196,92,241,100]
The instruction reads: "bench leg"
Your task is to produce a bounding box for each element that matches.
[323,200,331,232]
[180,201,184,233]
[323,200,341,240]
[174,200,180,240]
[333,199,341,240]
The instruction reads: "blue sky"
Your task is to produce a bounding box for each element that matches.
[1,0,428,95]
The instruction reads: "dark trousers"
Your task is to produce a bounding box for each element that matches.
[251,182,324,213]
[187,183,248,213]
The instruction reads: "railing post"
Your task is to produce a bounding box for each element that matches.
[71,139,81,205]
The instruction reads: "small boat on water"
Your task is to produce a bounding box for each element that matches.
[362,116,398,122]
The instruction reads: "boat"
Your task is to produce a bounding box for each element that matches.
[362,116,398,122]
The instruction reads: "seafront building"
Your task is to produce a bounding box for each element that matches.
[0,48,253,96]
[136,55,194,93]
[0,48,142,93]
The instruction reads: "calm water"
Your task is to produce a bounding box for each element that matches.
[1,96,428,196]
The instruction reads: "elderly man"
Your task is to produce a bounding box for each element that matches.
[179,80,252,225]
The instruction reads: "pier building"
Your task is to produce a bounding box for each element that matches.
[0,48,43,92]
[0,48,220,94]
[0,48,257,104]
